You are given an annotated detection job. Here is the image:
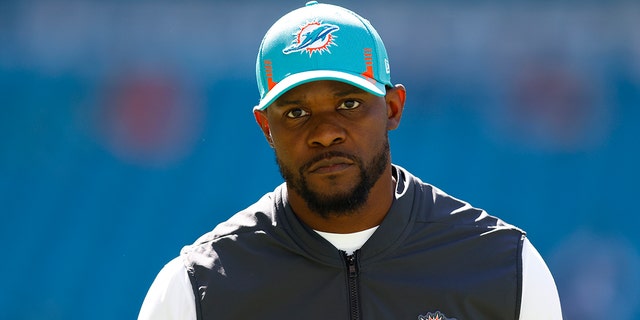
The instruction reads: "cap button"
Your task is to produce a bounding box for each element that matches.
[305,1,319,6]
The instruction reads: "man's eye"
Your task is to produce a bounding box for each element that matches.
[285,108,309,118]
[338,100,360,110]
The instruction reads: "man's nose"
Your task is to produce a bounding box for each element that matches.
[307,114,346,148]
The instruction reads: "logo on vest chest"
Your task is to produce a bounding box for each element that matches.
[418,311,457,320]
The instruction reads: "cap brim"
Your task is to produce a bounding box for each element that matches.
[255,70,387,110]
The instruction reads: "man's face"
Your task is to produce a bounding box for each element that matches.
[255,80,398,218]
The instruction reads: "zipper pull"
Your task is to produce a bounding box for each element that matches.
[345,251,359,277]
[344,251,361,319]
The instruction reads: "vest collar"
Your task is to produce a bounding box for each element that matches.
[275,164,418,266]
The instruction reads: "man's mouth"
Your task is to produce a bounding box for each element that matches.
[308,157,354,174]
[304,152,357,175]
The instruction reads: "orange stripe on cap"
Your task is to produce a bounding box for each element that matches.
[361,48,375,83]
[264,60,278,91]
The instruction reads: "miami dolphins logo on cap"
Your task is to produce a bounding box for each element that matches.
[283,20,339,56]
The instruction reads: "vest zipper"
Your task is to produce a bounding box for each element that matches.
[344,251,361,320]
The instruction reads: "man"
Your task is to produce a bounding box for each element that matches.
[139,2,562,319]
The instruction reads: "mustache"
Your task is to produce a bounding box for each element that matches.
[300,151,360,173]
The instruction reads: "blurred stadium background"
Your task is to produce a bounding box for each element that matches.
[1,0,639,319]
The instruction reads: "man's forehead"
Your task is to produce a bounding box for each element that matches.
[274,80,368,104]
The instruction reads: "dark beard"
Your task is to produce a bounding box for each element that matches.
[276,140,390,219]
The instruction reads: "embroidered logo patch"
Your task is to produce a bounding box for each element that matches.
[283,20,339,56]
[418,311,458,320]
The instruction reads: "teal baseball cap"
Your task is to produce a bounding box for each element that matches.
[255,1,392,110]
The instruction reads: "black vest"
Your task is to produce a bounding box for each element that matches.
[181,165,525,320]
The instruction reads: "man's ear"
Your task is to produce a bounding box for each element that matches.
[385,84,406,131]
[253,108,274,147]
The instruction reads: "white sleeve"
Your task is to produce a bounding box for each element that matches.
[519,238,563,319]
[138,257,197,320]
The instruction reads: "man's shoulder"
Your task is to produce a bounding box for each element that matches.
[397,165,524,235]
[180,186,285,257]
[194,190,280,243]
